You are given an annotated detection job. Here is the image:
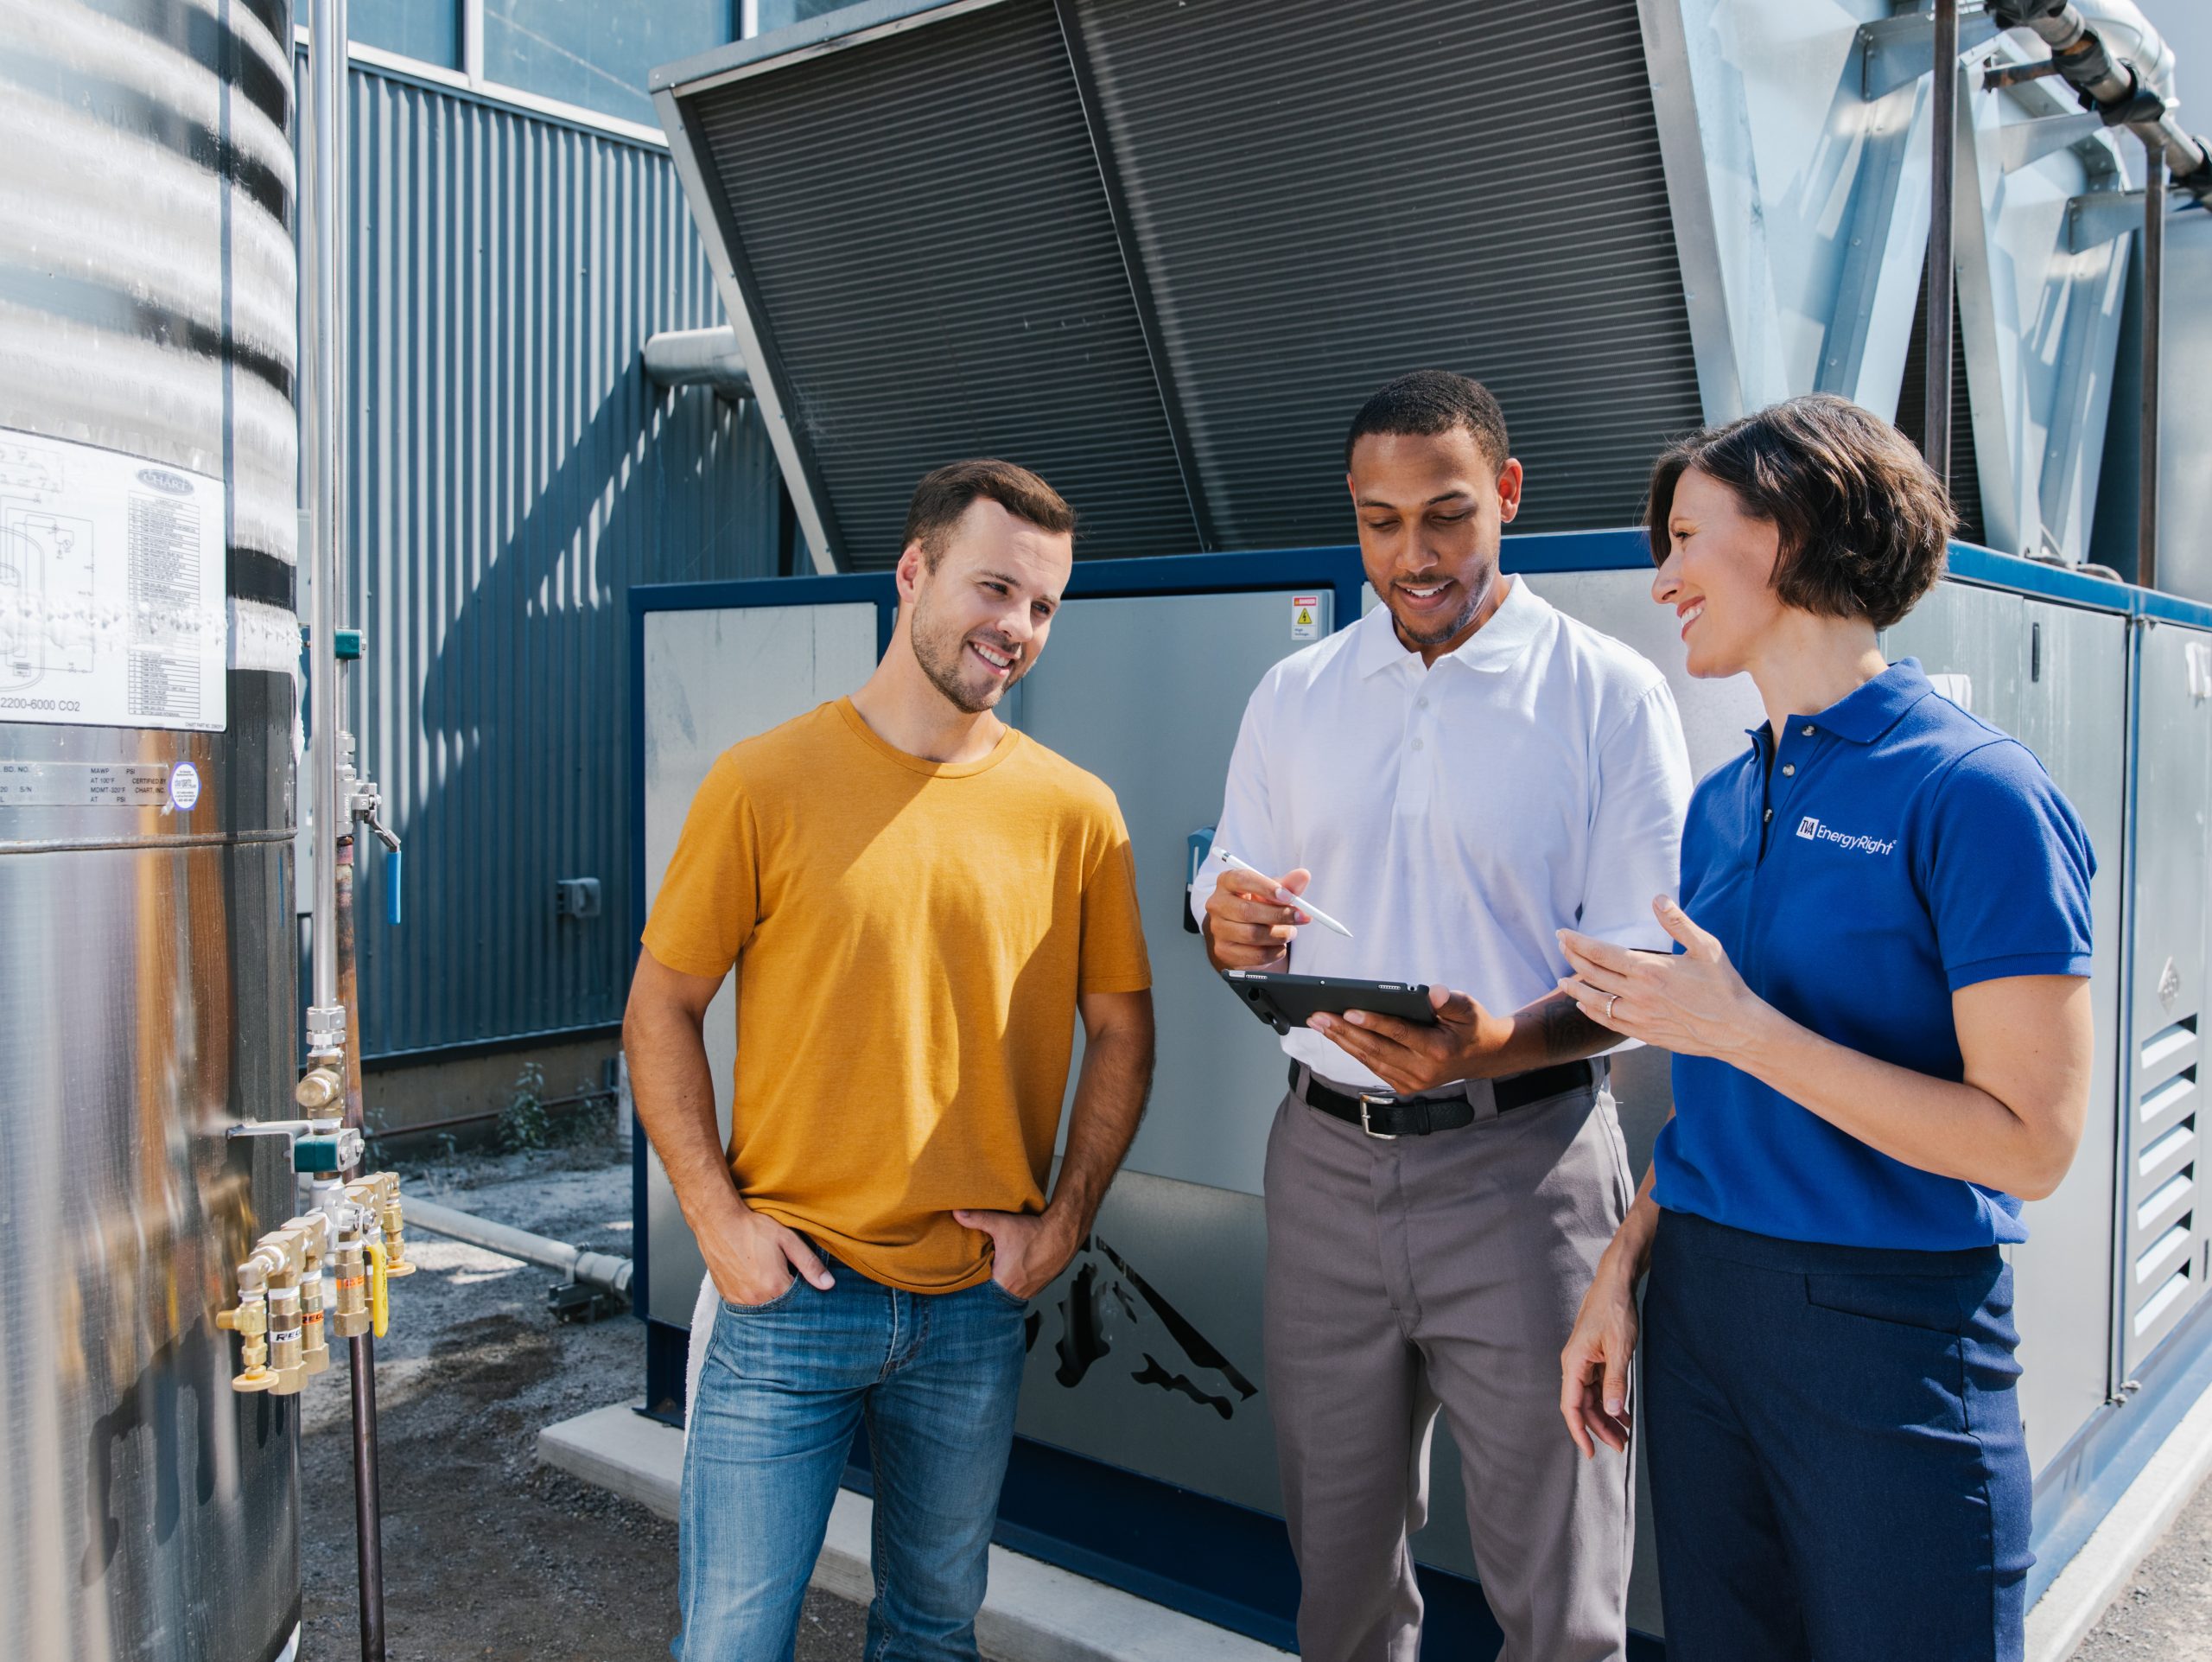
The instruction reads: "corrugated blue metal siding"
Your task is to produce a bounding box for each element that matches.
[343,60,784,1059]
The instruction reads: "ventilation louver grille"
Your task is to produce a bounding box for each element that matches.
[670,0,1705,569]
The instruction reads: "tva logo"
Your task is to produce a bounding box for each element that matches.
[1796,816,1896,856]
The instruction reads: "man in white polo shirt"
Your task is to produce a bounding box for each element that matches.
[1197,370,1691,1662]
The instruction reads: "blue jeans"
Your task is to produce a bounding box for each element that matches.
[677,1262,1029,1662]
[1643,1210,2031,1661]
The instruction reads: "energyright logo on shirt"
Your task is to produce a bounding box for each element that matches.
[1795,816,1897,856]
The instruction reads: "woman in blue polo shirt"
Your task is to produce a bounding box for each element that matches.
[1554,394,2094,1662]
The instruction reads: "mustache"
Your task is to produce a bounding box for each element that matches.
[967,630,1023,661]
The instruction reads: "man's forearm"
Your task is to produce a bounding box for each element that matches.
[624,1002,750,1241]
[1045,1020,1154,1239]
[1484,990,1618,1076]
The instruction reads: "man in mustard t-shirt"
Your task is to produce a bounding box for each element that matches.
[625,459,1155,1662]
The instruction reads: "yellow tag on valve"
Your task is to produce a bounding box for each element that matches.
[368,1240,391,1339]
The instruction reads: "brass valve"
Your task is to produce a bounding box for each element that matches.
[346,1171,415,1279]
[376,1175,415,1279]
[267,1277,306,1396]
[287,1214,334,1377]
[295,1063,344,1112]
[218,1258,275,1391]
[332,1230,371,1339]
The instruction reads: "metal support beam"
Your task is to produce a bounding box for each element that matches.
[653,86,845,572]
[1925,0,1960,484]
[2067,188,2148,254]
[1051,0,1218,551]
[2139,138,2164,590]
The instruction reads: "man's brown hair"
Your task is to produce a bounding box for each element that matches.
[1643,393,1955,630]
[902,459,1076,568]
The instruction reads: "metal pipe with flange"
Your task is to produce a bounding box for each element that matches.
[1989,1,2212,201]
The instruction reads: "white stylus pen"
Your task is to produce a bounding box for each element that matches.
[1214,850,1356,939]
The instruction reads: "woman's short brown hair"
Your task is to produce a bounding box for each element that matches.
[1643,394,1955,630]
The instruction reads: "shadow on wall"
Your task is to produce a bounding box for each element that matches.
[369,374,782,1060]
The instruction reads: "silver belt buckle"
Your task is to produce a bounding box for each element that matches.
[1357,1091,1398,1140]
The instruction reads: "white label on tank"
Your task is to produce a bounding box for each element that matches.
[168,759,201,811]
[1291,594,1320,640]
[0,427,227,732]
[0,760,169,807]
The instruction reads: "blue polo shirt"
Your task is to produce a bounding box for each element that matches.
[1653,659,2094,1250]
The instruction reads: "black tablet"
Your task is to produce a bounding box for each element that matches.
[1221,970,1436,1036]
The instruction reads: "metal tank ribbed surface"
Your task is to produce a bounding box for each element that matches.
[0,2,305,1659]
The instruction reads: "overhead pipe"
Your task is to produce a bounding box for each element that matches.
[643,326,754,402]
[1988,1,2212,202]
[404,1199,635,1298]
[1925,0,1961,482]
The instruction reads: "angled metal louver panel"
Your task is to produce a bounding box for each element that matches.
[686,0,1197,567]
[1075,0,1704,545]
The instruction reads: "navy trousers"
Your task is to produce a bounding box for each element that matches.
[1642,1210,2032,1662]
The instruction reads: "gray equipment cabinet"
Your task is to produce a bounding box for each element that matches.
[630,536,2212,1653]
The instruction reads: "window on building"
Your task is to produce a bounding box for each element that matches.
[351,0,462,67]
[483,0,735,125]
[751,0,868,32]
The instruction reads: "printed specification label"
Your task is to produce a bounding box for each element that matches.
[0,427,226,731]
[0,760,173,808]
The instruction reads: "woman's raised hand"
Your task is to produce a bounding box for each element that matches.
[1555,895,1770,1062]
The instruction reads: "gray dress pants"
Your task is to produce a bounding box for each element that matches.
[1263,1071,1635,1662]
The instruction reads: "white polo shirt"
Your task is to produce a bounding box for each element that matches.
[1194,576,1693,1091]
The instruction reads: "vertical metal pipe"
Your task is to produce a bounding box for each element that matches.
[348,1332,386,1662]
[308,0,340,1023]
[2139,136,2164,590]
[336,837,366,1130]
[338,835,385,1662]
[1924,0,1959,483]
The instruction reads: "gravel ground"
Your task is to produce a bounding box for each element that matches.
[2072,1470,2212,1660]
[298,1135,869,1660]
[302,1134,2212,1661]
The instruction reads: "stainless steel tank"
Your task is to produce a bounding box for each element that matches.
[0,1,306,1658]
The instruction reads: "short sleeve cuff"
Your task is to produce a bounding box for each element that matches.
[638,931,735,982]
[1078,970,1154,996]
[1944,950,2094,992]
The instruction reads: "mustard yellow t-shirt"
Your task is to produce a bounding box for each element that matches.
[640,697,1152,1293]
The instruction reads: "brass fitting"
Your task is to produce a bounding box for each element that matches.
[218,1258,275,1391]
[374,1174,416,1279]
[332,1230,371,1339]
[267,1277,305,1396]
[287,1215,333,1376]
[295,1063,344,1112]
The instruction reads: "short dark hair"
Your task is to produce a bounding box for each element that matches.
[902,459,1075,567]
[1344,369,1510,473]
[1643,394,1955,630]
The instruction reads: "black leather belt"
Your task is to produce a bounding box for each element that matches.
[1292,1059,1594,1138]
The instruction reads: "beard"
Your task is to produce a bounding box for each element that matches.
[1391,582,1486,649]
[909,592,1020,715]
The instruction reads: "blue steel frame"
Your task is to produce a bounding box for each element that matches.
[625,532,2212,1652]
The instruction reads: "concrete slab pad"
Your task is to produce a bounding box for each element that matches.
[537,1402,1291,1662]
[2027,1377,2212,1662]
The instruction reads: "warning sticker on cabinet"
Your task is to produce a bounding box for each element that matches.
[0,427,226,732]
[1291,594,1321,640]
